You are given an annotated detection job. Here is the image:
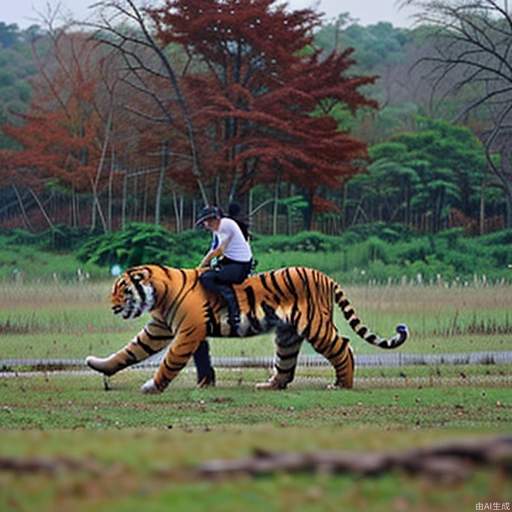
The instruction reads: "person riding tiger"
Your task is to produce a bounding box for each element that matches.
[197,205,253,336]
[86,257,409,394]
[190,204,253,386]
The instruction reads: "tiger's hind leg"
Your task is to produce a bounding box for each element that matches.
[256,323,303,390]
[309,324,354,389]
[327,344,354,389]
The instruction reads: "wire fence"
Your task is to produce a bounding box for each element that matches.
[2,350,512,373]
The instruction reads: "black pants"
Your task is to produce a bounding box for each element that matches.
[195,259,251,377]
[201,258,251,289]
[193,341,214,385]
[199,258,251,320]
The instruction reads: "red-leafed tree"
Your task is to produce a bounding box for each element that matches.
[1,30,116,231]
[148,0,377,226]
[1,0,377,231]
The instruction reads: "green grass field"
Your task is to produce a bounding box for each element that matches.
[0,281,511,510]
[2,371,512,429]
[1,372,511,511]
[1,281,511,360]
[2,426,510,512]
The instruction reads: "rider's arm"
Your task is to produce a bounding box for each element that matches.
[199,245,222,268]
[199,235,231,268]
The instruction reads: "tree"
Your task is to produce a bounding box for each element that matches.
[0,22,20,48]
[1,31,113,231]
[147,0,376,226]
[0,25,40,150]
[346,117,492,231]
[395,118,487,230]
[90,0,210,205]
[402,0,512,227]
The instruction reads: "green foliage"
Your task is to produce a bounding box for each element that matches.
[0,24,40,149]
[0,243,105,281]
[252,224,512,284]
[77,223,209,269]
[368,103,420,140]
[50,225,98,250]
[252,231,342,253]
[479,229,512,246]
[392,238,431,262]
[254,225,511,283]
[277,195,308,212]
[3,223,512,283]
[347,117,494,230]
[316,21,412,71]
[340,222,415,243]
[0,228,43,246]
[0,225,95,251]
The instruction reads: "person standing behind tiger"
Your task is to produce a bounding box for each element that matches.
[197,205,253,336]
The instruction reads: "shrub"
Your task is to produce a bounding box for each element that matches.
[438,249,494,275]
[393,239,432,263]
[3,228,46,246]
[252,231,342,253]
[479,229,512,246]
[437,227,465,245]
[3,223,512,284]
[486,246,511,267]
[77,223,208,269]
[47,225,94,251]
[340,222,415,244]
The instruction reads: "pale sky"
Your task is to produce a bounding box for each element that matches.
[1,0,418,28]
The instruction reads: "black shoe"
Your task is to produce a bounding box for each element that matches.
[197,367,216,388]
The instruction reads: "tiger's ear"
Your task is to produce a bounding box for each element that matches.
[131,268,150,283]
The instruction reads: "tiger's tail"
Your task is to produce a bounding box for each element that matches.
[332,281,408,349]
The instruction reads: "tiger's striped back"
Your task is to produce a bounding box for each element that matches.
[230,267,408,349]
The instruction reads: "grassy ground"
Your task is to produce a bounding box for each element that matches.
[2,427,510,512]
[1,446,510,512]
[1,281,511,510]
[1,371,511,429]
[0,243,107,281]
[1,372,511,511]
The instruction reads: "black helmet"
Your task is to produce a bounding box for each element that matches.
[195,205,221,225]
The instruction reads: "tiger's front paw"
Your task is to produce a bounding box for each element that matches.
[85,355,116,376]
[140,378,162,394]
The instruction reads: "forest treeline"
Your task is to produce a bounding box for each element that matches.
[0,0,510,236]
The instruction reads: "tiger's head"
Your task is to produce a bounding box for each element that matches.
[111,267,157,319]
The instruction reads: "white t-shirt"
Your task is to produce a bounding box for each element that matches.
[213,217,252,262]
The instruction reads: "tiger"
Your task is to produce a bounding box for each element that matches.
[86,264,408,393]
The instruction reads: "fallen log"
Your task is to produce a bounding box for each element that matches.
[198,436,512,482]
[1,436,510,483]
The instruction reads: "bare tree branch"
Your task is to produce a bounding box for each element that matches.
[87,0,210,204]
